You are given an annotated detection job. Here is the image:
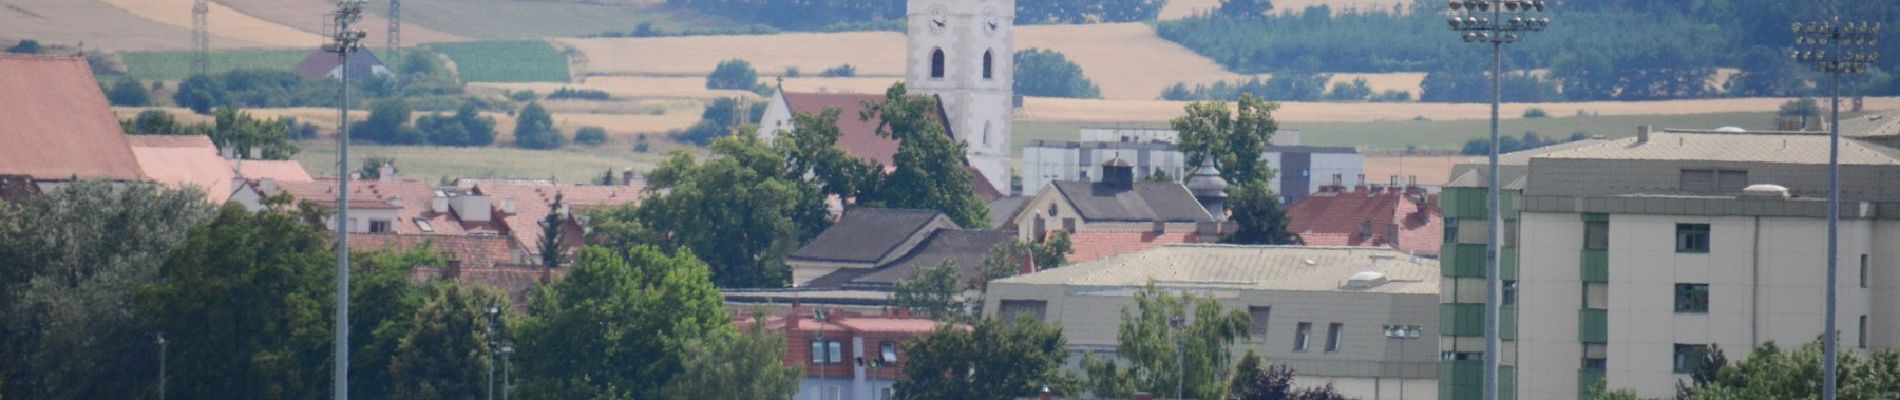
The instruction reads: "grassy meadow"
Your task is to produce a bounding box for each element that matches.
[120,50,310,81]
[428,41,572,83]
[1014,111,1783,153]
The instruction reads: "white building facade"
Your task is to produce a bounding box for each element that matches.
[1021,128,1361,204]
[907,0,1014,192]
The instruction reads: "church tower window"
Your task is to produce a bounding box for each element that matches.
[931,49,946,79]
[982,50,994,79]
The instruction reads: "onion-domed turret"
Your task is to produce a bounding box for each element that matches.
[1186,157,1228,220]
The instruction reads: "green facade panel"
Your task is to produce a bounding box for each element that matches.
[1501,305,1517,341]
[1443,244,1488,278]
[1581,250,1609,283]
[1502,247,1519,281]
[1440,362,1516,400]
[1579,309,1608,343]
[1442,303,1485,337]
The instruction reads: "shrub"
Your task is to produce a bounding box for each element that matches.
[1522,108,1550,118]
[634,133,651,153]
[818,64,857,77]
[6,40,42,54]
[513,102,564,149]
[575,126,608,147]
[547,87,612,101]
[509,90,538,102]
[707,59,759,90]
[106,77,152,106]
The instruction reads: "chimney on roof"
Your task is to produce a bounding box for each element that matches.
[621,168,640,186]
[1100,157,1135,190]
[379,164,397,182]
[1637,125,1652,145]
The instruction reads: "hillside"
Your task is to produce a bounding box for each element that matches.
[0,0,273,51]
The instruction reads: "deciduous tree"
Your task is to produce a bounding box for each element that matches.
[660,315,803,400]
[1084,284,1252,400]
[862,84,991,229]
[895,318,1076,400]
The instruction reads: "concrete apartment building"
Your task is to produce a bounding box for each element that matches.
[984,244,1441,400]
[1439,127,1900,399]
[1021,127,1363,204]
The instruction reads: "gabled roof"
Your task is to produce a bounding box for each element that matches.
[1285,188,1441,256]
[127,135,234,202]
[274,178,489,235]
[1536,131,1900,165]
[790,208,952,264]
[807,229,1015,289]
[348,233,519,267]
[987,196,1030,229]
[1049,181,1214,223]
[779,92,953,168]
[1065,229,1201,264]
[294,48,387,79]
[233,159,314,182]
[0,55,145,180]
[995,244,1439,294]
[964,165,1004,202]
[471,183,648,255]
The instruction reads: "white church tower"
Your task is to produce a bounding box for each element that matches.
[908,0,1014,192]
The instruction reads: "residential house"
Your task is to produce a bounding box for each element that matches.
[787,208,1016,289]
[755,90,1003,200]
[1285,180,1442,257]
[129,135,313,204]
[294,47,392,80]
[984,244,1442,400]
[1010,158,1228,263]
[740,306,946,400]
[0,55,147,199]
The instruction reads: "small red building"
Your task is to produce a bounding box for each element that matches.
[740,306,949,400]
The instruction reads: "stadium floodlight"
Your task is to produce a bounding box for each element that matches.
[1443,2,1549,399]
[1792,15,1881,400]
[325,1,368,398]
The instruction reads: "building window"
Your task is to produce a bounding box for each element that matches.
[811,340,825,363]
[930,49,946,79]
[982,49,994,79]
[1325,323,1344,352]
[1860,315,1869,349]
[368,219,392,233]
[1584,221,1610,250]
[1673,344,1710,374]
[1676,224,1710,253]
[1861,254,1870,288]
[829,340,843,363]
[1675,283,1710,313]
[1583,282,1609,309]
[1248,306,1272,338]
[811,340,843,364]
[1503,280,1518,306]
[1504,220,1520,247]
[1048,203,1059,217]
[825,385,843,400]
[1582,343,1607,370]
[1294,322,1312,352]
[1444,217,1459,244]
[880,341,898,364]
[1063,218,1077,233]
[1442,351,1483,361]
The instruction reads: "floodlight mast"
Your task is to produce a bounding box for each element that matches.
[1445,2,1548,400]
[1792,17,1880,400]
[326,1,368,399]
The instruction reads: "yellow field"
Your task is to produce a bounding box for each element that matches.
[1160,0,1410,19]
[117,103,698,143]
[1364,155,1463,187]
[217,0,465,44]
[98,0,322,47]
[1017,23,1239,100]
[1016,96,1900,123]
[559,32,909,77]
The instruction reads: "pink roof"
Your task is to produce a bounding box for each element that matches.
[834,317,943,334]
[127,135,235,203]
[780,92,954,168]
[274,178,495,236]
[472,183,647,255]
[349,233,520,267]
[1065,229,1201,264]
[234,159,313,182]
[1285,187,1442,256]
[0,56,145,180]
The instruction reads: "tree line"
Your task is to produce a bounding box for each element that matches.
[663,0,1167,30]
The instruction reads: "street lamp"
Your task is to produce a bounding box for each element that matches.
[1170,315,1186,400]
[155,332,168,400]
[1793,18,1881,400]
[486,303,501,400]
[323,2,367,399]
[1383,325,1424,400]
[500,343,515,400]
[1445,2,1548,400]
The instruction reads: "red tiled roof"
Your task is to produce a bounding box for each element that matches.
[472,183,647,255]
[834,317,943,334]
[234,159,313,182]
[1065,230,1201,264]
[348,233,520,267]
[127,135,234,203]
[0,56,145,180]
[274,178,492,235]
[780,92,953,168]
[964,165,1003,202]
[1285,187,1442,256]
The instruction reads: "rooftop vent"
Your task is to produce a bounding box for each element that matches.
[1741,184,1791,199]
[1345,271,1388,289]
[1715,126,1747,133]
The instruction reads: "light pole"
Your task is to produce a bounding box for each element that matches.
[486,303,501,400]
[1445,2,1548,399]
[500,343,514,400]
[323,2,367,399]
[1383,325,1424,400]
[155,332,167,400]
[1171,314,1186,400]
[1793,18,1881,400]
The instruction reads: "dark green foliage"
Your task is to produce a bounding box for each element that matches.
[633,135,831,287]
[513,102,565,149]
[513,246,731,399]
[0,182,213,400]
[1227,350,1349,400]
[678,97,764,146]
[818,63,858,77]
[359,156,397,179]
[574,126,609,147]
[4,40,41,54]
[1419,69,1565,103]
[283,117,320,140]
[1014,49,1102,99]
[173,74,222,114]
[1160,73,1330,102]
[893,261,966,321]
[106,77,152,106]
[1018,0,1166,24]
[860,84,991,229]
[634,133,651,153]
[707,59,759,90]
[387,283,511,400]
[1224,182,1300,245]
[539,193,571,267]
[1174,95,1277,186]
[355,99,426,145]
[1522,108,1550,118]
[1323,77,1371,101]
[122,108,300,159]
[1593,339,1900,399]
[895,318,1077,400]
[660,317,803,399]
[1779,98,1821,117]
[508,90,537,102]
[123,109,187,134]
[1217,0,1272,19]
[416,101,499,147]
[1460,131,1586,156]
[547,87,612,101]
[1084,284,1253,399]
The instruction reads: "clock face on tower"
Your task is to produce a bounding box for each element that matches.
[928,4,949,35]
[982,6,1001,37]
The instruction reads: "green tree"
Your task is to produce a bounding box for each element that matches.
[174,74,221,114]
[1227,350,1349,400]
[387,283,511,400]
[1225,182,1300,245]
[895,318,1076,400]
[1173,95,1277,186]
[357,99,423,145]
[138,204,336,400]
[122,109,192,134]
[1323,77,1371,101]
[538,193,570,267]
[107,77,152,106]
[1032,232,1072,269]
[1084,284,1252,400]
[513,246,730,399]
[0,182,213,400]
[892,261,967,321]
[660,315,803,400]
[347,246,445,400]
[358,156,396,179]
[5,40,42,54]
[707,59,760,90]
[1014,49,1102,99]
[513,102,564,150]
[632,135,830,287]
[210,108,301,160]
[1217,0,1272,19]
[1673,339,1900,400]
[779,108,882,203]
[861,83,991,229]
[574,126,608,147]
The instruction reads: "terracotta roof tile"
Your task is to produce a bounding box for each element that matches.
[472,183,647,255]
[273,178,488,235]
[348,233,521,267]
[0,56,145,180]
[127,135,235,202]
[780,92,954,168]
[1065,229,1201,264]
[234,159,313,182]
[1285,188,1441,256]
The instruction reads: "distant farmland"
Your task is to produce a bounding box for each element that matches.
[120,50,309,81]
[429,41,571,83]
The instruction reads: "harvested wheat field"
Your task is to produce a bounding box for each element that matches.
[1017,96,1900,123]
[471,77,763,100]
[1363,156,1463,187]
[561,32,908,77]
[99,0,322,47]
[1017,23,1241,100]
[0,0,255,51]
[1328,73,1427,98]
[218,0,465,44]
[1159,0,1409,19]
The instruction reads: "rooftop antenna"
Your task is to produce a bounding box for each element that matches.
[191,0,209,77]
